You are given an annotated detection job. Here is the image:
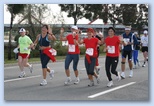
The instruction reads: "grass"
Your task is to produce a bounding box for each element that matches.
[4,53,106,64]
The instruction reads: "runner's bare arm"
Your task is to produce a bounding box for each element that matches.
[48,33,57,40]
[32,34,40,49]
[98,37,104,45]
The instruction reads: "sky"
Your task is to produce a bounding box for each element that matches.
[4,4,104,25]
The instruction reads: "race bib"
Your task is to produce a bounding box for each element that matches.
[107,46,115,54]
[123,38,130,44]
[49,48,57,56]
[143,40,148,44]
[68,44,75,52]
[86,48,94,56]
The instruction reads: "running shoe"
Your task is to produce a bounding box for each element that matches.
[64,77,72,85]
[29,64,33,73]
[133,65,137,69]
[19,71,26,78]
[96,77,100,84]
[138,62,141,67]
[96,68,100,75]
[40,79,47,86]
[88,80,94,87]
[49,70,54,79]
[142,64,146,67]
[117,72,121,81]
[129,70,133,78]
[74,77,80,84]
[107,81,113,87]
[121,72,125,79]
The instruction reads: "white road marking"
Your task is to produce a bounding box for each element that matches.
[88,82,136,98]
[4,75,41,83]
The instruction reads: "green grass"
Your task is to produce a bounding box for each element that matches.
[4,53,106,64]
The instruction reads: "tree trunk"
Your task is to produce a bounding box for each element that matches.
[8,12,14,60]
[28,5,36,37]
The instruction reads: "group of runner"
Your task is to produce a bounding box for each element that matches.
[14,25,148,87]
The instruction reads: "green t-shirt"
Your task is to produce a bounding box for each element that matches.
[18,35,32,54]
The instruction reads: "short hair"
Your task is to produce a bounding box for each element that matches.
[108,27,115,33]
[42,24,48,30]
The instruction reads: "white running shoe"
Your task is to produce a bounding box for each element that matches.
[133,65,137,69]
[142,64,146,67]
[121,72,125,79]
[129,70,133,78]
[88,80,94,87]
[117,72,121,81]
[40,79,47,86]
[107,81,113,87]
[74,78,80,84]
[64,77,72,85]
[96,77,100,84]
[49,70,54,79]
[138,62,141,67]
[29,64,33,73]
[19,71,26,78]
[96,68,100,75]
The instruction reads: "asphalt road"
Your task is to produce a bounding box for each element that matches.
[4,53,149,101]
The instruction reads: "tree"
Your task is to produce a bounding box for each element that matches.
[17,4,50,38]
[6,4,26,60]
[133,4,148,35]
[59,4,86,25]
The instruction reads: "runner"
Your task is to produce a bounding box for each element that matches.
[79,28,103,87]
[121,26,138,78]
[33,24,56,86]
[141,30,148,67]
[60,26,80,85]
[132,32,141,69]
[17,28,34,78]
[104,27,122,87]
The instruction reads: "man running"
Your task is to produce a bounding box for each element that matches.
[121,26,138,78]
[141,30,148,67]
[17,28,34,78]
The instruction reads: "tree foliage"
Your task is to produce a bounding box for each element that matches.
[6,4,26,60]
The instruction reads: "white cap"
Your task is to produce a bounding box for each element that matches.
[143,30,148,34]
[134,32,138,35]
[125,26,131,30]
[19,28,26,32]
[71,26,78,30]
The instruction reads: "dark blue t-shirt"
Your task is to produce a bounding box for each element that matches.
[122,32,138,51]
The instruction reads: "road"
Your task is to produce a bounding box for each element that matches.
[4,53,148,100]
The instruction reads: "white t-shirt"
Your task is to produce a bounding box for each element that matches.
[141,35,148,47]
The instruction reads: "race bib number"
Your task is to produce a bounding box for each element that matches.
[123,38,130,44]
[107,46,115,54]
[68,44,75,52]
[86,48,94,56]
[49,48,57,56]
[143,39,148,44]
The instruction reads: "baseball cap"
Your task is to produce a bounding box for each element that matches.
[19,28,26,32]
[125,26,131,30]
[71,26,78,30]
[143,30,148,34]
[87,28,94,33]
